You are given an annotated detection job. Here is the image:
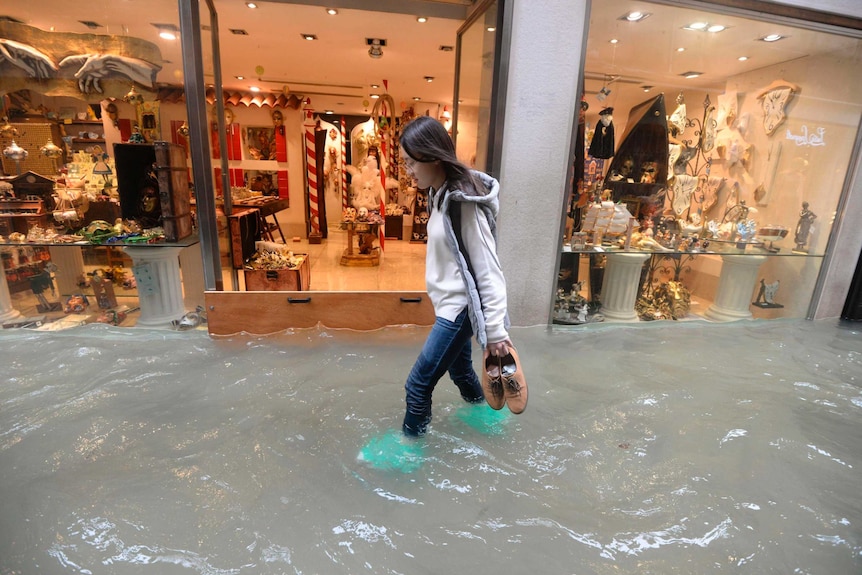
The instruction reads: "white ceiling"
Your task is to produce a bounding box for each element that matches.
[3,0,471,116]
[2,0,858,120]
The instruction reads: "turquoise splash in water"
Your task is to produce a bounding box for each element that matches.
[454,402,509,435]
[358,429,425,473]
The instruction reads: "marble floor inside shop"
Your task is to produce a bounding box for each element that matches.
[3,225,429,331]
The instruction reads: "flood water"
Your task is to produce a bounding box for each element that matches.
[1,319,861,574]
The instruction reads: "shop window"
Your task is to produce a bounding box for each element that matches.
[555,0,862,325]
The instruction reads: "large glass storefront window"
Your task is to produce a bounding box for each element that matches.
[554,0,862,325]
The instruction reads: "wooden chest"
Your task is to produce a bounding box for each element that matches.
[154,141,193,242]
[114,142,193,241]
[243,256,310,291]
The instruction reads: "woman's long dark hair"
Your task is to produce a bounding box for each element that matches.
[400,115,481,197]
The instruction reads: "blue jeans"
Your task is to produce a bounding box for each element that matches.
[403,308,484,436]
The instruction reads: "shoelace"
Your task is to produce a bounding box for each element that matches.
[503,376,522,396]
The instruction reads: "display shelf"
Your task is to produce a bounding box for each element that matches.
[560,245,825,258]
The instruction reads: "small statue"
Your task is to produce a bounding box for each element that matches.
[753,278,784,308]
[793,201,817,252]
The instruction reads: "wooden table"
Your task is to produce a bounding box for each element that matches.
[340,220,381,266]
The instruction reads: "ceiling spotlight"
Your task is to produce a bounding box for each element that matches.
[301,33,318,41]
[685,22,708,30]
[424,76,434,82]
[413,97,421,101]
[642,85,653,92]
[326,8,338,15]
[486,27,496,32]
[370,94,380,99]
[677,47,686,52]
[324,110,334,114]
[367,38,386,59]
[159,31,177,40]
[707,24,726,32]
[620,11,651,22]
[371,84,380,88]
[760,34,785,42]
[417,16,428,23]
[609,38,619,44]
[680,71,703,79]
[250,86,260,92]
[246,2,257,8]
[738,56,749,61]
[235,75,244,80]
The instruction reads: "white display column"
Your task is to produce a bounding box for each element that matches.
[123,246,185,327]
[179,244,205,311]
[0,270,23,323]
[601,252,650,322]
[48,246,86,296]
[704,254,767,322]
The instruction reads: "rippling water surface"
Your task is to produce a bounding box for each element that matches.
[1,319,861,574]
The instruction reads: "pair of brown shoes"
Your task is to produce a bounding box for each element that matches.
[482,346,528,414]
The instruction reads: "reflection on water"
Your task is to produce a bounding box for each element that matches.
[1,319,861,574]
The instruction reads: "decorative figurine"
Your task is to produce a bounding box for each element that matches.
[793,202,817,253]
[753,278,784,308]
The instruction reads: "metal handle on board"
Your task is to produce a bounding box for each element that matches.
[287,297,311,304]
[399,297,423,303]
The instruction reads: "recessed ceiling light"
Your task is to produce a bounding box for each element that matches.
[642,85,653,92]
[760,34,785,42]
[707,24,726,32]
[326,8,338,15]
[609,38,619,44]
[677,47,685,52]
[250,86,260,92]
[424,76,434,82]
[371,84,380,89]
[417,16,428,23]
[235,75,245,80]
[685,22,708,30]
[486,27,495,32]
[246,2,258,8]
[620,11,651,22]
[159,31,177,40]
[301,33,317,41]
[439,45,454,52]
[680,71,703,79]
[230,29,249,35]
[413,96,421,101]
[370,94,380,99]
[738,56,749,61]
[325,110,334,114]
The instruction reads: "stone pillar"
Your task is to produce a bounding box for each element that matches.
[705,254,767,322]
[0,270,23,323]
[48,246,86,296]
[601,252,650,321]
[123,246,185,327]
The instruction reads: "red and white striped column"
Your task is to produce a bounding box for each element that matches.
[340,116,348,212]
[304,106,321,239]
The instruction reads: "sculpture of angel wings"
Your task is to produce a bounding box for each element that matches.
[59,53,162,94]
[0,38,58,79]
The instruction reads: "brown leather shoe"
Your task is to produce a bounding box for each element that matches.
[500,346,528,414]
[481,349,506,410]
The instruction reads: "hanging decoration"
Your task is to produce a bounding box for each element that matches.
[756,79,800,136]
[588,107,615,159]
